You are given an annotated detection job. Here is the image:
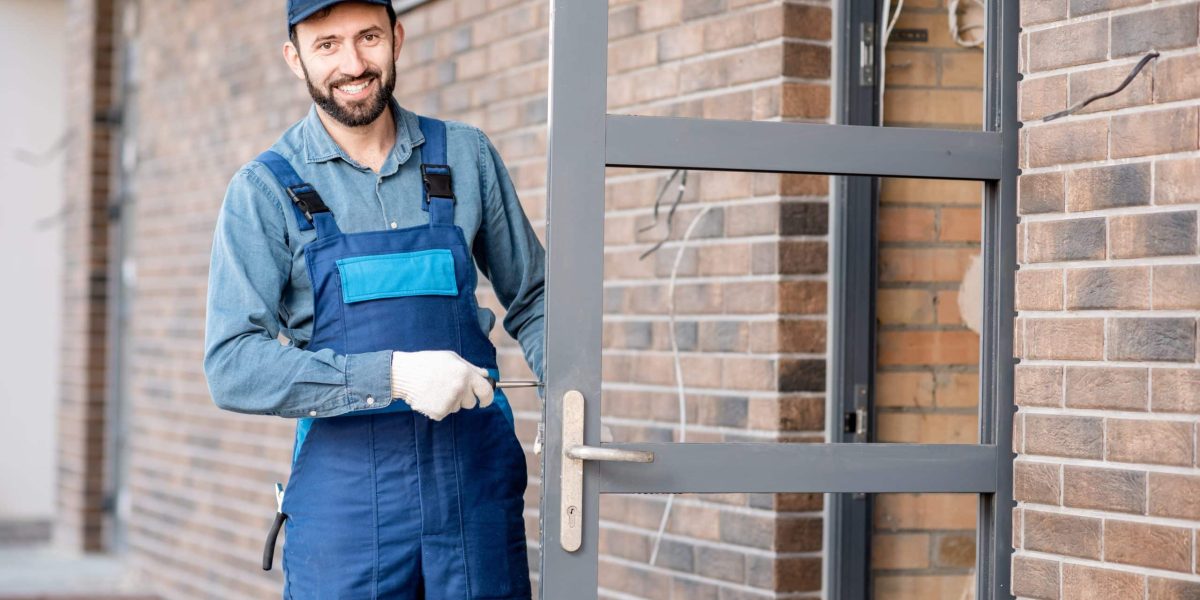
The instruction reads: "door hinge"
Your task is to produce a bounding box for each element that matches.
[860,22,875,86]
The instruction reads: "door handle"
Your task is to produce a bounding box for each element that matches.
[560,390,654,552]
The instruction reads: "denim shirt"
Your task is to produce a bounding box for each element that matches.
[203,97,545,419]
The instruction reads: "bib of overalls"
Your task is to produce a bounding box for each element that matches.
[254,116,532,600]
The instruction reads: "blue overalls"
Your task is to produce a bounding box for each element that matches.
[255,116,532,599]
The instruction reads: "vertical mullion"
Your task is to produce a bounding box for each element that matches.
[977,0,1019,597]
[539,1,609,599]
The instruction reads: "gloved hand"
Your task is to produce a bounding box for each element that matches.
[390,350,494,421]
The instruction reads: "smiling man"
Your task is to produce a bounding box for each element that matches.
[202,1,544,598]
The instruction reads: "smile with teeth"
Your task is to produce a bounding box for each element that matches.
[336,78,373,95]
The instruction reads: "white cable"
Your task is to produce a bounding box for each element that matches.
[878,0,904,124]
[647,203,714,566]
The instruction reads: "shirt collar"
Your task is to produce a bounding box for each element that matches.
[301,96,424,172]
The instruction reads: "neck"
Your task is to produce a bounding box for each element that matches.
[315,102,396,171]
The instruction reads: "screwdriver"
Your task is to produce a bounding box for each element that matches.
[485,376,543,390]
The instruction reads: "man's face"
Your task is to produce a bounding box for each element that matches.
[285,2,403,128]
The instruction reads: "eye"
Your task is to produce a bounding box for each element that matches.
[363,33,379,42]
[319,41,334,51]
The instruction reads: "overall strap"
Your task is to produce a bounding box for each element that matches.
[417,116,455,226]
[254,150,341,238]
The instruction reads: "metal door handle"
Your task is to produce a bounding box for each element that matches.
[560,390,654,552]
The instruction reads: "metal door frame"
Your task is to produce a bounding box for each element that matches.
[538,1,1018,598]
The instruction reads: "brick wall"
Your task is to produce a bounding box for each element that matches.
[57,0,116,554]
[1013,1,1200,598]
[870,0,986,597]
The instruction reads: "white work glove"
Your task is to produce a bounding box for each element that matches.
[390,350,494,421]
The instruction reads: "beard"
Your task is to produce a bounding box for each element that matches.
[300,55,397,128]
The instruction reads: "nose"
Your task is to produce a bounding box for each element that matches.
[338,45,368,79]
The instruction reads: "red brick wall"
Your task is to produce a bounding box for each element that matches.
[1013,1,1200,597]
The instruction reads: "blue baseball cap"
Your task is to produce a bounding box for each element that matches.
[288,0,393,32]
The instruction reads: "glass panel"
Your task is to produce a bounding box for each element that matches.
[875,177,985,444]
[604,0,986,129]
[600,167,830,446]
[871,493,979,599]
[597,492,824,598]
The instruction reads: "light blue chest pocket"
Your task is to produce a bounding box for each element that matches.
[335,249,459,303]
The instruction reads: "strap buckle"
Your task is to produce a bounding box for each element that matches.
[285,184,329,222]
[421,164,455,204]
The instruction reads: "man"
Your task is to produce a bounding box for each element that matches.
[202,1,544,598]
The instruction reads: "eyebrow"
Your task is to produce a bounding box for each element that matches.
[310,26,385,48]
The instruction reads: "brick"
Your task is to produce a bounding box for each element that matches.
[939,207,980,242]
[1105,519,1192,572]
[879,207,936,242]
[1022,0,1067,26]
[1024,318,1105,361]
[1148,473,1200,520]
[1023,510,1102,559]
[941,52,983,88]
[876,331,980,366]
[1015,365,1063,407]
[1064,367,1148,410]
[1028,119,1110,168]
[1028,19,1107,71]
[1106,419,1193,467]
[780,202,827,236]
[1156,158,1200,205]
[1063,466,1146,514]
[782,41,830,79]
[874,493,976,530]
[1155,54,1200,104]
[1014,461,1061,505]
[880,178,983,206]
[879,248,977,282]
[876,372,935,408]
[935,533,974,568]
[782,4,831,41]
[1066,162,1151,212]
[935,372,977,408]
[1070,0,1149,17]
[1154,265,1200,310]
[1012,555,1060,600]
[1025,414,1104,459]
[1111,211,1198,259]
[1026,218,1106,263]
[1017,268,1063,311]
[1151,369,1200,413]
[1112,3,1200,57]
[780,83,830,119]
[1111,108,1199,159]
[1108,318,1197,362]
[1019,171,1066,215]
[878,289,935,325]
[1020,74,1068,121]
[871,533,930,569]
[1061,564,1144,600]
[1149,577,1200,600]
[884,89,983,127]
[1065,267,1151,310]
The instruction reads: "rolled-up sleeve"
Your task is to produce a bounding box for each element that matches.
[203,165,393,418]
[472,130,546,383]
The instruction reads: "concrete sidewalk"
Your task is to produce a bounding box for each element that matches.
[0,546,156,600]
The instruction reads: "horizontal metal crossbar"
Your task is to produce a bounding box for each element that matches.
[596,443,999,494]
[605,115,1004,181]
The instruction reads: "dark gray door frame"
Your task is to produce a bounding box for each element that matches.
[538,1,1017,598]
[828,0,883,597]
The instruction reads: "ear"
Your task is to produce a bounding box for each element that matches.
[283,40,306,81]
[392,19,405,62]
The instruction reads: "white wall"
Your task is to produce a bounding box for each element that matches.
[0,0,68,521]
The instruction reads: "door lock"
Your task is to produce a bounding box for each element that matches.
[560,390,653,551]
